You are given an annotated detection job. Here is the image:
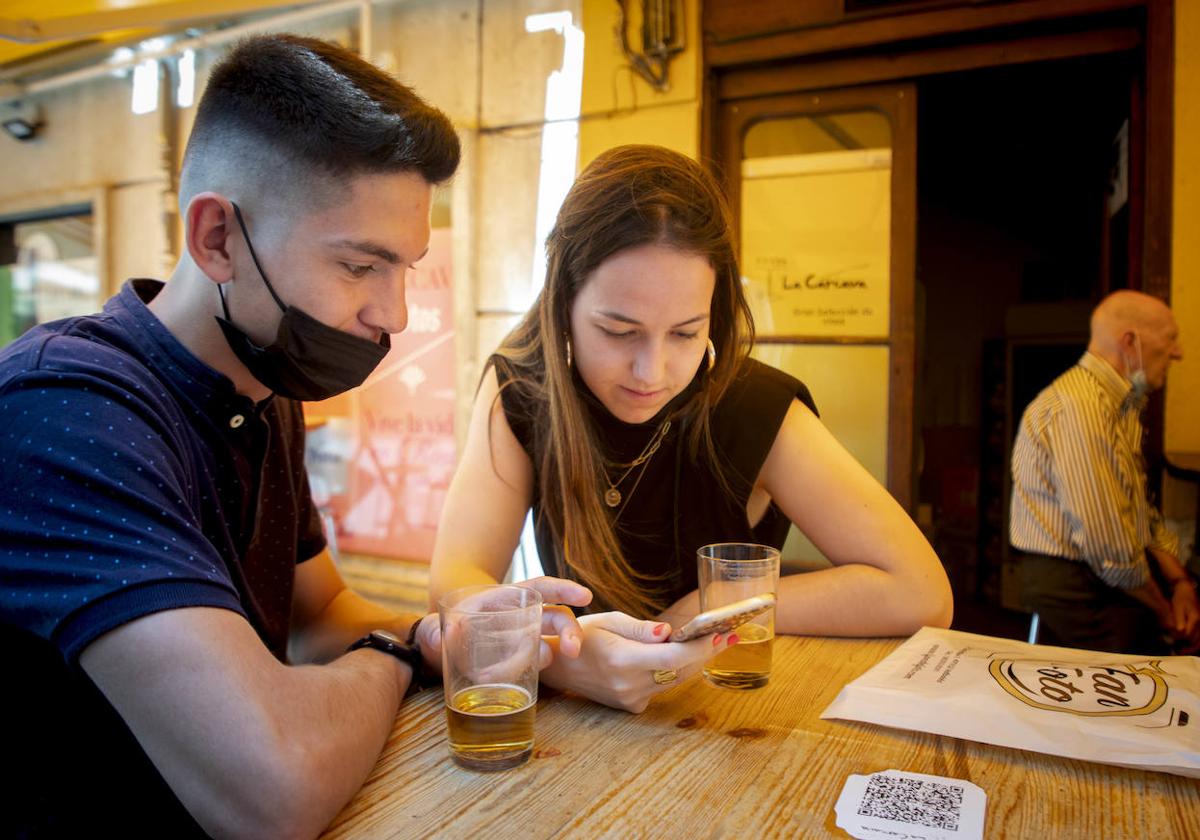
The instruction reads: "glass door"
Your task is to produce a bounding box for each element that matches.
[717,84,917,566]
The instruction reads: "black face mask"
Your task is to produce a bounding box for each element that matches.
[215,203,390,401]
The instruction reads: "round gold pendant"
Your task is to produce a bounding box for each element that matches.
[604,487,622,507]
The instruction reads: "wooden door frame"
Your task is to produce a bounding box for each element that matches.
[702,0,1174,509]
[717,83,917,510]
[702,0,1172,295]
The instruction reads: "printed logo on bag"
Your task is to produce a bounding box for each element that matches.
[988,659,1170,716]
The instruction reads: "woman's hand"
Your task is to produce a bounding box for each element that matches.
[424,576,593,672]
[657,589,700,629]
[517,576,593,666]
[538,611,739,713]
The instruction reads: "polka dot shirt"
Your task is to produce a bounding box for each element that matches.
[0,280,326,664]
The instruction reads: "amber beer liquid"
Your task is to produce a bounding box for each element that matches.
[703,621,774,689]
[446,683,536,770]
[697,543,780,690]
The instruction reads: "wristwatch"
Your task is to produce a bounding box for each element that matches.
[348,620,432,699]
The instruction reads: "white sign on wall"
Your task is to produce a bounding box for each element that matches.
[741,149,892,338]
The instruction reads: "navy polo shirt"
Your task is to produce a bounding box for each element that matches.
[0,279,325,834]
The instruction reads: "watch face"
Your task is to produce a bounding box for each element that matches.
[373,630,404,646]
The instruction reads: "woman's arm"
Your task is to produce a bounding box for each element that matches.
[429,366,589,660]
[430,366,539,601]
[759,399,953,635]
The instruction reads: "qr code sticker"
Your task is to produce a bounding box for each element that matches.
[857,774,964,831]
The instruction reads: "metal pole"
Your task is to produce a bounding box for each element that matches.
[359,0,373,61]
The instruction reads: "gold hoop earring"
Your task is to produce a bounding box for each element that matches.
[565,335,573,369]
[706,338,716,372]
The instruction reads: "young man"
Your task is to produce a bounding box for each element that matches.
[0,34,583,837]
[1010,289,1198,655]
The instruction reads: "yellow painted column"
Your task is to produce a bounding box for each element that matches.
[578,0,702,166]
[1167,0,1200,453]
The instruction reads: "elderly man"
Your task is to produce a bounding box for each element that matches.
[1010,289,1198,655]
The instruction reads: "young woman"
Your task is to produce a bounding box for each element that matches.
[431,145,952,712]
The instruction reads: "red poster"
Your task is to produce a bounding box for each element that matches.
[306,228,456,562]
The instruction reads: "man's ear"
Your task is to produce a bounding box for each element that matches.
[185,193,236,283]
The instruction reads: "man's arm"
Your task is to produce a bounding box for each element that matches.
[1047,400,1153,589]
[81,606,411,840]
[1084,541,1198,650]
[1122,576,1175,628]
[1044,399,1200,649]
[1148,546,1200,651]
[289,548,426,665]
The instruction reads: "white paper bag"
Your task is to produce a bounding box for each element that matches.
[821,627,1200,778]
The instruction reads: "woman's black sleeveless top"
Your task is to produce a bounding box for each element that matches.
[494,356,816,615]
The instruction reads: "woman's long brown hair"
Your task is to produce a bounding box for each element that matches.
[489,145,755,618]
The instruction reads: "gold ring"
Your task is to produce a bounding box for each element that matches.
[652,668,679,685]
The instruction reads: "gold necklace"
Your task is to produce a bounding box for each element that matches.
[603,419,671,508]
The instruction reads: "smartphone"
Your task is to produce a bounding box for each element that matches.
[668,593,776,643]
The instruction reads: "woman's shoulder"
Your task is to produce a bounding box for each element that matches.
[489,352,515,384]
[719,356,818,419]
[701,357,817,490]
[487,353,538,451]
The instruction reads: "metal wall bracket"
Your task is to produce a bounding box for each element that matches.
[615,0,685,93]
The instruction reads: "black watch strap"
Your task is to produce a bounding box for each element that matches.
[404,616,423,647]
[348,623,431,699]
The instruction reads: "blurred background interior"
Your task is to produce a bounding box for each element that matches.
[1,0,1197,638]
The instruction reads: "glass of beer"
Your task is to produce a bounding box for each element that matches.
[437,584,542,771]
[698,543,780,689]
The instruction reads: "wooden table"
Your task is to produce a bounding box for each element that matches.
[324,636,1200,838]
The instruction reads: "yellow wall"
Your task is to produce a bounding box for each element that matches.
[1167,0,1200,453]
[577,0,701,166]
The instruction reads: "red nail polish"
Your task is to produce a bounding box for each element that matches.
[728,634,740,646]
[712,634,722,647]
[653,623,667,637]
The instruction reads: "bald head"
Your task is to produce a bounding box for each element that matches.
[1090,290,1172,348]
[1088,290,1182,390]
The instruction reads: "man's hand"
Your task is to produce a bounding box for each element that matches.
[1170,581,1200,653]
[411,613,443,675]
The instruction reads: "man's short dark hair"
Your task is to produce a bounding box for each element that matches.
[180,33,460,212]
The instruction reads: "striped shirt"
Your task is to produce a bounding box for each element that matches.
[1010,351,1180,590]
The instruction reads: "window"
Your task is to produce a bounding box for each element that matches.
[0,208,99,348]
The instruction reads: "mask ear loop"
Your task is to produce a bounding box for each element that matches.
[1132,331,1145,372]
[230,202,288,313]
[1122,330,1145,379]
[216,281,233,320]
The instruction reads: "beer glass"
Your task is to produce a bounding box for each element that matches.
[438,584,542,770]
[698,543,780,689]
